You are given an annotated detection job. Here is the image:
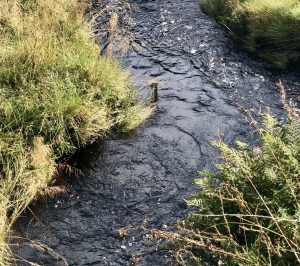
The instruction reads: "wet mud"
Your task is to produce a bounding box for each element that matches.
[14,0,299,265]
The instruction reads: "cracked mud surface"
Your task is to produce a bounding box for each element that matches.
[14,0,299,265]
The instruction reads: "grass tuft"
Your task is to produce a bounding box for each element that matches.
[201,0,300,68]
[0,0,151,264]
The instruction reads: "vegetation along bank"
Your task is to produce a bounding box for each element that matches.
[0,0,151,264]
[150,84,300,265]
[201,0,300,68]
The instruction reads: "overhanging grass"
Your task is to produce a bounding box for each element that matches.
[201,0,300,68]
[0,0,152,264]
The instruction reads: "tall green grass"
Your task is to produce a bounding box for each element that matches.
[0,0,151,264]
[202,0,300,68]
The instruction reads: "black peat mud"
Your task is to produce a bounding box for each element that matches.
[14,0,299,265]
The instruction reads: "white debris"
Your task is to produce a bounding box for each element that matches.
[190,48,197,54]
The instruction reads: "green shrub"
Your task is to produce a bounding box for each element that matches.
[201,0,300,68]
[182,113,300,265]
[0,0,151,264]
[148,86,300,265]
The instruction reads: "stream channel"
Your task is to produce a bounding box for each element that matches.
[14,0,299,265]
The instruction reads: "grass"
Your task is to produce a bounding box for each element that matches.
[144,83,300,265]
[0,0,152,264]
[201,0,300,68]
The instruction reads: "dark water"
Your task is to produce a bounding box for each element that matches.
[14,0,299,265]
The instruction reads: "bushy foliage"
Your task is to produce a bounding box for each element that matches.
[148,87,300,265]
[201,0,300,68]
[0,0,151,264]
[181,113,300,265]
